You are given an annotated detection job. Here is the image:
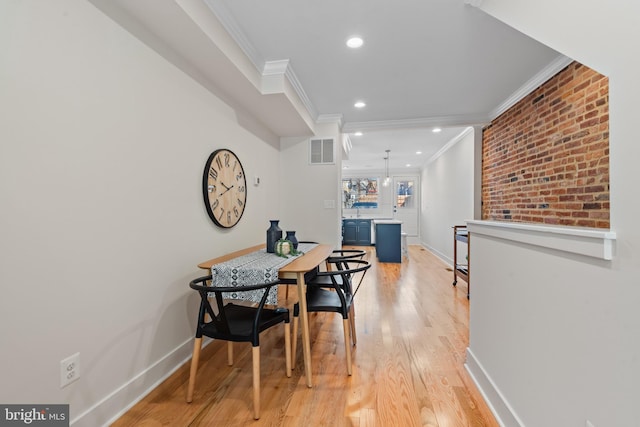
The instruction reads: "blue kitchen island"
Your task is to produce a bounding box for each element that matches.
[374,220,402,263]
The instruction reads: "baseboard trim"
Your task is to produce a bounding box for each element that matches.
[419,241,453,267]
[464,347,525,427]
[71,337,207,427]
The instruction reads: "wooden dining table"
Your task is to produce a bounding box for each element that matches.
[198,243,334,388]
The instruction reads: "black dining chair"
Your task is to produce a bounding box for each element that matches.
[282,245,367,300]
[186,276,291,420]
[325,249,368,277]
[303,249,369,350]
[310,248,367,296]
[291,258,371,375]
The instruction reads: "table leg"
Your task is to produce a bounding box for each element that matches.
[296,271,313,388]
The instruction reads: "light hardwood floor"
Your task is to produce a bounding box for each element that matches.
[112,245,498,426]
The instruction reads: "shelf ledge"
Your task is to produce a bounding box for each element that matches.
[466,220,616,260]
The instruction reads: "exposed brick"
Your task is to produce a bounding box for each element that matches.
[583,203,601,209]
[482,61,609,228]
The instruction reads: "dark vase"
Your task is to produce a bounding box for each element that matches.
[266,220,282,253]
[285,231,298,249]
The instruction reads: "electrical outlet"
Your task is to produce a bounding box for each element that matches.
[60,352,80,388]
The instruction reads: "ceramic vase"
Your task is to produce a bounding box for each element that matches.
[285,231,298,249]
[266,220,282,253]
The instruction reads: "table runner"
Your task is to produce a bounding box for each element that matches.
[211,243,317,305]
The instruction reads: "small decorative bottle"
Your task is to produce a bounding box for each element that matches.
[285,231,298,249]
[266,220,282,253]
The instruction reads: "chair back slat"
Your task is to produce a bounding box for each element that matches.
[344,259,370,297]
[310,259,370,298]
[189,276,281,342]
[327,249,367,287]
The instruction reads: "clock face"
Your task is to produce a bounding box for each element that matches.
[203,149,247,228]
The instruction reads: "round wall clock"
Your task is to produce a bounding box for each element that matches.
[202,148,247,228]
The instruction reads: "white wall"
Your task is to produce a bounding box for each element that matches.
[279,123,343,248]
[420,128,475,263]
[0,1,283,425]
[465,1,640,426]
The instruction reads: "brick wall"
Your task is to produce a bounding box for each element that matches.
[481,62,609,228]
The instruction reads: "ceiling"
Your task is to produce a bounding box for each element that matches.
[91,0,568,171]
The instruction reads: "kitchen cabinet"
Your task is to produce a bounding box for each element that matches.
[342,219,371,245]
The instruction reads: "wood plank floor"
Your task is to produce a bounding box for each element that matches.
[112,245,498,426]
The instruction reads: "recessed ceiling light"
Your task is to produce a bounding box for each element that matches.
[432,127,442,133]
[416,151,422,155]
[354,101,366,108]
[346,37,363,48]
[406,164,411,167]
[354,131,363,136]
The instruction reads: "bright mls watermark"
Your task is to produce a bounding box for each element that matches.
[0,405,69,426]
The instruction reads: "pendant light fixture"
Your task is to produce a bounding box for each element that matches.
[383,149,391,187]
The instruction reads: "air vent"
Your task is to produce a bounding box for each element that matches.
[309,138,334,164]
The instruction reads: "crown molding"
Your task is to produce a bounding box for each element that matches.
[317,113,343,127]
[278,62,318,119]
[203,0,262,68]
[425,127,474,165]
[342,115,490,133]
[262,59,289,76]
[190,1,571,137]
[204,0,317,121]
[489,54,573,120]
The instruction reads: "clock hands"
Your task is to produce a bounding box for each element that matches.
[219,182,234,196]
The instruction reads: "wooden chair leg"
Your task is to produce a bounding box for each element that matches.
[291,315,299,367]
[343,319,352,376]
[186,337,202,402]
[227,341,233,366]
[252,346,261,420]
[284,322,292,377]
[349,305,357,345]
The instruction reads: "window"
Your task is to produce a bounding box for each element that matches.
[396,180,415,209]
[342,178,379,209]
